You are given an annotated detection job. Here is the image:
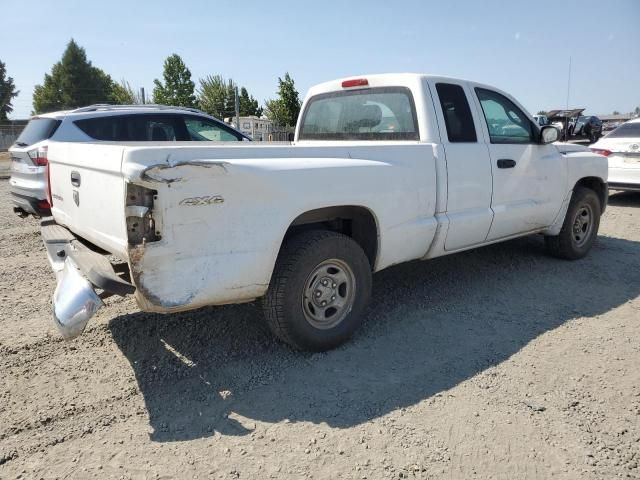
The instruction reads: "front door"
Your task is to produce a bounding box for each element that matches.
[472,87,566,241]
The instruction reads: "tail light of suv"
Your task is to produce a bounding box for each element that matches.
[28,146,49,166]
[28,146,53,208]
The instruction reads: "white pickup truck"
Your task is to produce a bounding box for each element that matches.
[42,74,608,351]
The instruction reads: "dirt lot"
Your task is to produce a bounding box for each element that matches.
[0,179,639,480]
[0,152,10,179]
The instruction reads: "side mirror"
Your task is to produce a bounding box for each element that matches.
[540,125,559,144]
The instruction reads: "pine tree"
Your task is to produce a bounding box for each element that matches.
[223,79,237,119]
[152,54,197,107]
[239,87,261,117]
[32,39,114,114]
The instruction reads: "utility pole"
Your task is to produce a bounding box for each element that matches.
[140,87,146,105]
[566,56,571,109]
[234,86,240,130]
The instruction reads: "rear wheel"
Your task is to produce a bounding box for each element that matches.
[262,230,372,351]
[544,186,601,260]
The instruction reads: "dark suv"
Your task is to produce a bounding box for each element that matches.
[571,116,603,142]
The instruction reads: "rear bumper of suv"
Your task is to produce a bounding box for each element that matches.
[41,218,135,339]
[11,191,51,217]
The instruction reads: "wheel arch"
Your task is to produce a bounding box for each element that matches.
[574,176,608,213]
[282,205,380,270]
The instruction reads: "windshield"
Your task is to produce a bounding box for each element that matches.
[14,117,61,146]
[299,87,419,140]
[607,122,640,138]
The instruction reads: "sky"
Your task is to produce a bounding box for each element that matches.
[2,0,639,119]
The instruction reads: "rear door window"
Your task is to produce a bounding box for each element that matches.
[14,118,61,146]
[435,83,477,142]
[299,87,419,140]
[74,116,127,141]
[75,114,188,141]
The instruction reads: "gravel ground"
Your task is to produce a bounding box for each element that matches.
[0,178,639,480]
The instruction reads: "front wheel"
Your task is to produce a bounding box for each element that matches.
[262,230,372,351]
[544,186,601,260]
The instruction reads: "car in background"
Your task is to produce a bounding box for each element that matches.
[572,115,602,142]
[9,105,249,217]
[546,109,602,143]
[533,114,549,126]
[590,118,640,191]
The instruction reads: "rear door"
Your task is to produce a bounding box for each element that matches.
[427,80,494,250]
[472,87,566,240]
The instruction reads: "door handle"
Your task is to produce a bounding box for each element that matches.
[70,171,81,187]
[497,159,516,169]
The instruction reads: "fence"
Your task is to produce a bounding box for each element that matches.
[0,123,27,151]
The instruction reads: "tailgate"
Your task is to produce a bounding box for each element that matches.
[48,142,129,258]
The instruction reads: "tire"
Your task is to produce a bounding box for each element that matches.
[262,230,372,351]
[544,186,601,260]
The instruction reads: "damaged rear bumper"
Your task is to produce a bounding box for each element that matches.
[41,218,135,339]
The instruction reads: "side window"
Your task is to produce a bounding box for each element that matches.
[74,116,127,141]
[475,88,533,144]
[184,116,241,141]
[124,115,180,141]
[435,83,477,142]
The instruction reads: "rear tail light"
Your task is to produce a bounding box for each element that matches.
[28,146,49,166]
[590,148,612,157]
[342,78,369,88]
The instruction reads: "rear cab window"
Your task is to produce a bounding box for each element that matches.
[299,87,419,140]
[14,118,61,146]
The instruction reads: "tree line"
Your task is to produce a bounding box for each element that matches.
[0,39,301,128]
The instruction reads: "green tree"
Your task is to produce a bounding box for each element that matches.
[612,110,620,115]
[198,76,262,120]
[32,39,114,114]
[111,79,140,105]
[264,72,301,127]
[0,60,19,121]
[536,110,547,116]
[224,79,237,119]
[152,54,197,107]
[239,87,262,117]
[198,75,227,119]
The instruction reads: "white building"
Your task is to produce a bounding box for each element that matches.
[225,116,275,141]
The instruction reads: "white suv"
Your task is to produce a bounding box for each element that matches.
[9,105,249,217]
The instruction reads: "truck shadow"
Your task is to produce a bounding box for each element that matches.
[108,233,640,442]
[608,191,640,207]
